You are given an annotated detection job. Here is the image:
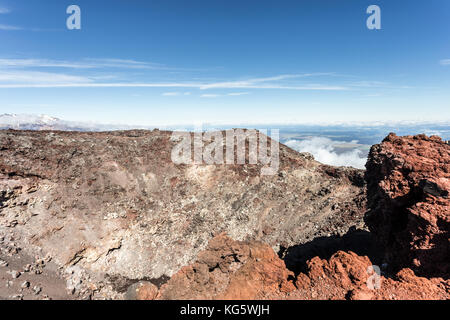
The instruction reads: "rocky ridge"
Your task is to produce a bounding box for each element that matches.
[147,233,448,300]
[365,133,449,278]
[138,133,449,300]
[0,129,365,299]
[0,130,447,300]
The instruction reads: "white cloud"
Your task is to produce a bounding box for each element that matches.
[0,82,198,88]
[350,80,412,90]
[200,94,220,98]
[440,59,450,66]
[0,7,10,14]
[83,58,165,69]
[0,58,165,69]
[0,59,352,90]
[0,60,390,93]
[228,92,250,96]
[162,91,191,96]
[198,73,346,90]
[0,70,93,84]
[350,80,387,87]
[285,137,367,169]
[0,82,348,90]
[0,81,345,90]
[0,58,89,68]
[0,24,22,30]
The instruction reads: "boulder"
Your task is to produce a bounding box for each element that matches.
[365,133,449,277]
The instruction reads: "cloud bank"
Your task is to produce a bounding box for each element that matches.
[285,137,368,169]
[0,59,350,90]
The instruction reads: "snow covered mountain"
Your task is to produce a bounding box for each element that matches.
[0,114,139,131]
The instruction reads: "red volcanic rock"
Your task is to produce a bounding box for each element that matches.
[293,251,373,299]
[365,133,449,277]
[157,233,296,300]
[1,129,448,299]
[291,250,449,300]
[156,234,449,300]
[0,129,366,286]
[126,281,159,300]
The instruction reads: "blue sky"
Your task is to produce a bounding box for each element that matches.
[0,0,449,126]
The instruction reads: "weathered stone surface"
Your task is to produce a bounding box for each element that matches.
[157,234,449,300]
[0,129,365,296]
[293,250,449,300]
[157,233,296,300]
[126,281,159,300]
[156,133,449,300]
[365,133,449,277]
[2,130,447,300]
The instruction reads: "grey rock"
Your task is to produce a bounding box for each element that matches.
[33,285,42,295]
[0,259,8,267]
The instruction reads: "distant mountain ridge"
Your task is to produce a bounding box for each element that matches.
[0,129,366,298]
[2,113,450,133]
[0,114,60,130]
[0,113,138,131]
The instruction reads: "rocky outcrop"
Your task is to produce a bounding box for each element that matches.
[157,233,296,300]
[0,129,365,298]
[152,133,450,300]
[154,234,449,300]
[292,251,449,300]
[2,130,448,300]
[365,133,449,278]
